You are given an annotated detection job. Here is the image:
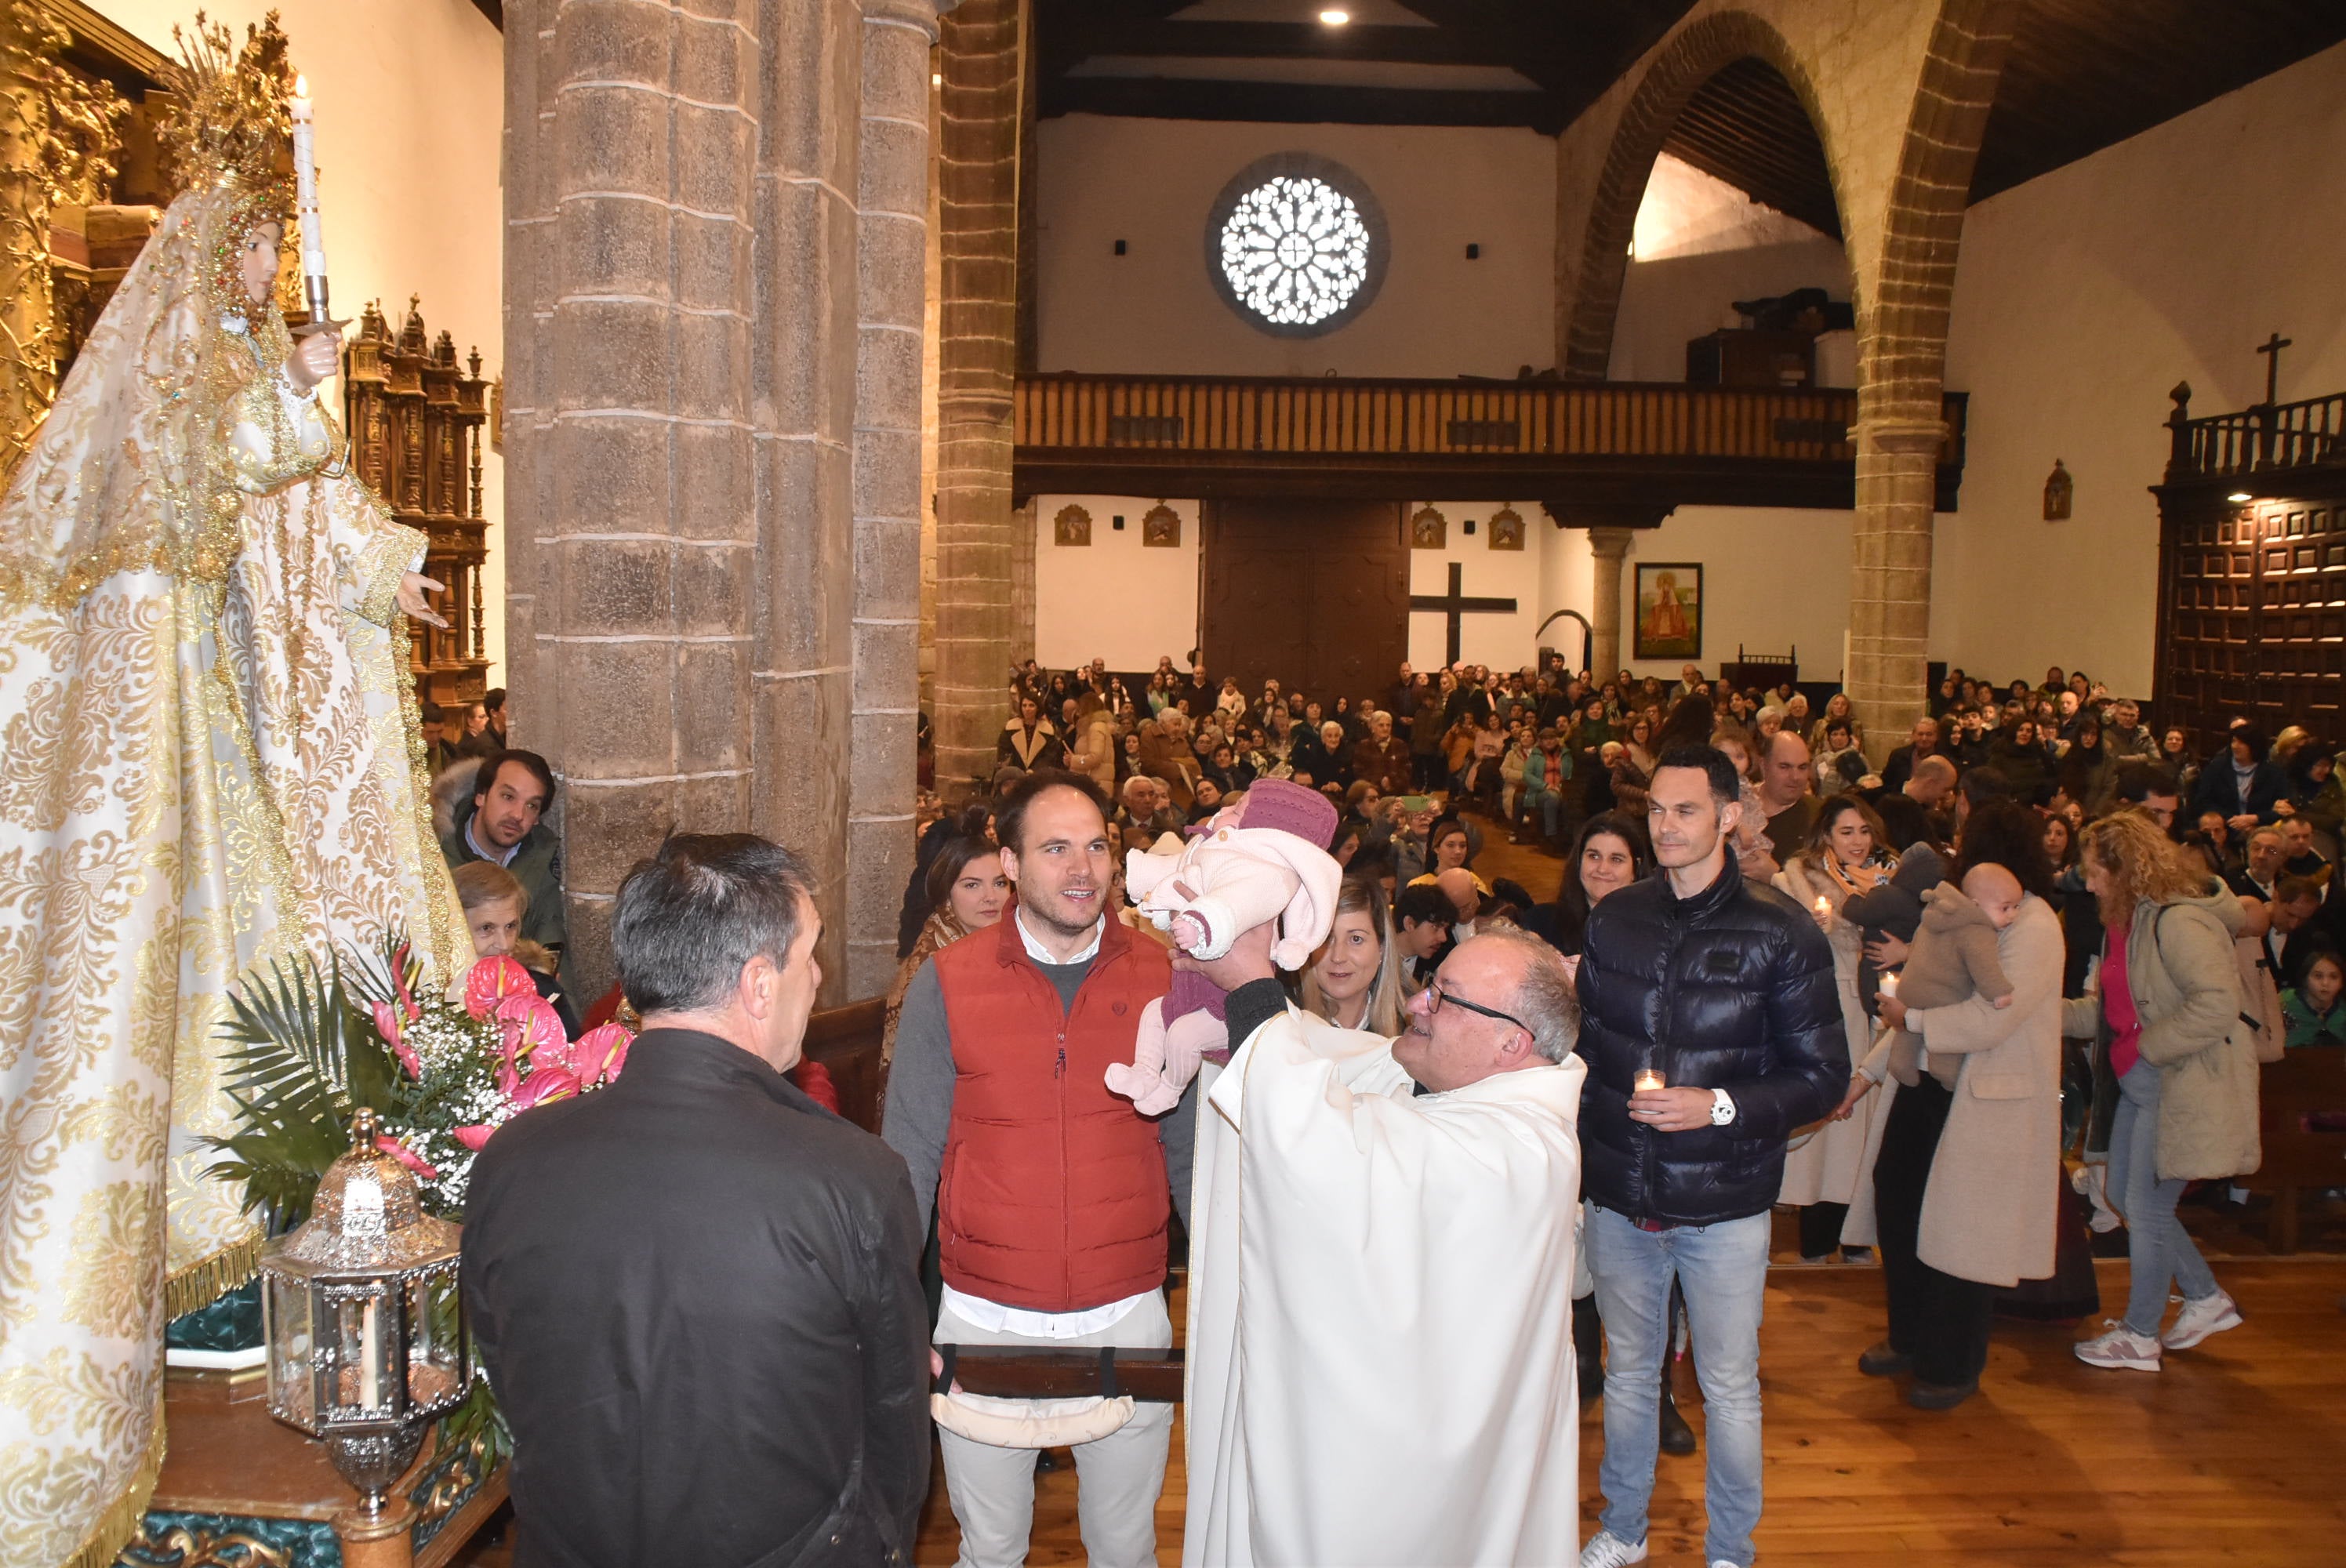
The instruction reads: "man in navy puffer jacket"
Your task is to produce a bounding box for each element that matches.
[1574,744,1844,1568]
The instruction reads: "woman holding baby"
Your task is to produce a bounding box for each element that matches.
[1774,796,1902,1262]
[1861,802,2067,1410]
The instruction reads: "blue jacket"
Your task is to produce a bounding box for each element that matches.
[2192,754,2288,825]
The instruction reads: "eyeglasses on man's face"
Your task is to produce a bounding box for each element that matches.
[1425,979,1528,1034]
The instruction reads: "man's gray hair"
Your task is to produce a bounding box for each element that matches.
[1473,927,1579,1064]
[613,833,815,1015]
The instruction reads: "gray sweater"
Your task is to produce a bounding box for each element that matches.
[882,955,1198,1248]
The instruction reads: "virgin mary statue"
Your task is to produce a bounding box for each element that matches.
[0,23,463,1564]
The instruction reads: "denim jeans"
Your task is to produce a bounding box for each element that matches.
[2108,1062,2220,1336]
[1585,1203,1770,1567]
[1521,784,1562,837]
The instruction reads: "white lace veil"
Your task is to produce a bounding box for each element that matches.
[0,186,260,615]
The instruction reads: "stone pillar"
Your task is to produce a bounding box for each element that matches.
[1584,527,1634,678]
[931,0,1022,801]
[1009,494,1037,665]
[507,0,763,989]
[1845,418,1945,760]
[847,0,942,999]
[507,0,942,1002]
[752,0,863,999]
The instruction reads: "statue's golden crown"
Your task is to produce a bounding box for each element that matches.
[157,9,295,201]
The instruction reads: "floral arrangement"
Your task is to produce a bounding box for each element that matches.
[209,931,634,1225]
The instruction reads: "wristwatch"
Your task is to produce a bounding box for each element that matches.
[1709,1088,1738,1127]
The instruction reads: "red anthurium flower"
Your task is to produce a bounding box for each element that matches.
[374,1134,439,1182]
[464,956,532,1020]
[510,1062,580,1112]
[371,1003,422,1079]
[572,1023,634,1088]
[496,993,568,1076]
[453,1123,496,1152]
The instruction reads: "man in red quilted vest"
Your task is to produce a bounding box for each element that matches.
[884,768,1190,1568]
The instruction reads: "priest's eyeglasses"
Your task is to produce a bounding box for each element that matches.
[1425,980,1528,1033]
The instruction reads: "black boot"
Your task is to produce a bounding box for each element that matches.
[1573,1293,1603,1402]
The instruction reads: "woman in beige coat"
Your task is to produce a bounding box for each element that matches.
[1773,797,1900,1260]
[1865,802,2065,1409]
[2067,811,2259,1373]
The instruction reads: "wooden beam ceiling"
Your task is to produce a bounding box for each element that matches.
[1661,57,1838,239]
[1034,0,1696,132]
[1035,0,2346,236]
[1970,0,2346,202]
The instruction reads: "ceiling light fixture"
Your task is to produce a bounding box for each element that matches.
[1319,9,1351,25]
[2228,492,2253,503]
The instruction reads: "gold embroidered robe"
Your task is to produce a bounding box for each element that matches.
[0,188,463,1567]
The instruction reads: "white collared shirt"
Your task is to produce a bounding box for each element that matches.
[1015,906,1102,966]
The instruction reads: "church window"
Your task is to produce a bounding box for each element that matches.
[1207,156,1386,337]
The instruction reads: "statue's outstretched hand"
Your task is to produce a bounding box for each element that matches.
[398,572,448,628]
[287,329,342,390]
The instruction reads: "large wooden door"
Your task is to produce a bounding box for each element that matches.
[1199,499,1407,704]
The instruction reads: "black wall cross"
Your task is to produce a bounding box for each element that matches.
[1409,561,1517,666]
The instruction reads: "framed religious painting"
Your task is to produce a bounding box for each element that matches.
[1487,505,1524,551]
[1409,506,1447,550]
[1141,503,1182,547]
[1054,504,1092,546]
[1633,562,1702,660]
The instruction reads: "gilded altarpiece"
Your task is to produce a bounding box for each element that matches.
[343,296,492,716]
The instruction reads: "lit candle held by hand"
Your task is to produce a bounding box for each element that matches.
[1633,1066,1666,1093]
[1878,971,1899,1000]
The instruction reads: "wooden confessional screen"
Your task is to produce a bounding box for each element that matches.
[1198,499,1408,705]
[2159,495,2346,742]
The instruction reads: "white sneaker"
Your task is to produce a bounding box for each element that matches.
[2074,1321,2162,1371]
[1580,1530,1649,1567]
[2161,1288,2243,1350]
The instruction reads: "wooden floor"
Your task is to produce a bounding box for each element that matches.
[910,1259,2346,1566]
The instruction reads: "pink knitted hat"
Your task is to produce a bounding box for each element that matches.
[1238,777,1338,849]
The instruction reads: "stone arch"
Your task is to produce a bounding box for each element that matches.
[1559,10,1849,383]
[1855,0,2019,426]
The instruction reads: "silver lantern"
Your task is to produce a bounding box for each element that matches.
[259,1107,470,1528]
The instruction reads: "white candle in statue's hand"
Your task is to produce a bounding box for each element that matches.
[290,76,327,278]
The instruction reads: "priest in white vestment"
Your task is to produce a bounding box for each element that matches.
[1184,924,1587,1567]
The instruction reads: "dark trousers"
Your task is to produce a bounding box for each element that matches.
[1798,1200,1850,1261]
[1874,1076,1994,1387]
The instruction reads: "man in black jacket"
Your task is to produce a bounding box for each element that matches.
[1573,745,1843,1568]
[464,834,929,1568]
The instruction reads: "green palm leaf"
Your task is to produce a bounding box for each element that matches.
[204,938,416,1225]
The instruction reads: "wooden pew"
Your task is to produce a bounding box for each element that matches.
[803,995,888,1134]
[2238,1049,2346,1253]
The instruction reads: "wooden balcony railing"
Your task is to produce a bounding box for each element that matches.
[2167,386,2346,481]
[1014,374,1967,466]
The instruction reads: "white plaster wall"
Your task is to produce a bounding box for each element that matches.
[1607,238,1853,383]
[93,0,510,681]
[1036,115,1556,378]
[1608,153,1851,383]
[1936,40,2346,699]
[1033,495,1201,669]
[1610,507,1857,683]
[1405,503,1562,672]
